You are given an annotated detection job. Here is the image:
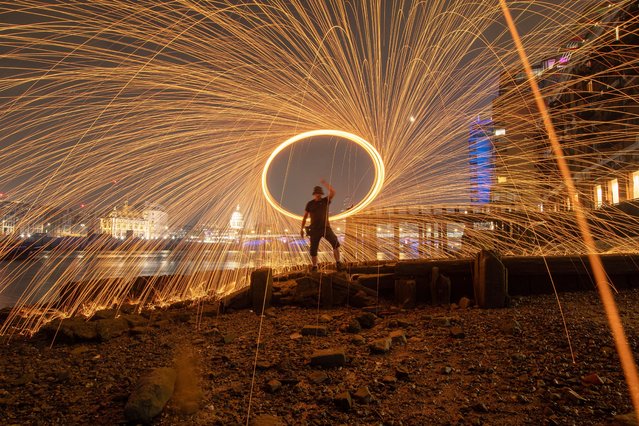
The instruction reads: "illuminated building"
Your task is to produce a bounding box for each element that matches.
[100,201,168,239]
[468,118,494,205]
[492,1,639,212]
[143,203,168,239]
[0,201,46,236]
[229,205,244,230]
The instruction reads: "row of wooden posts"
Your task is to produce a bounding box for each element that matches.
[242,251,639,314]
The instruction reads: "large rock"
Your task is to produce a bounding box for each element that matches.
[310,348,346,367]
[389,330,407,345]
[301,325,328,337]
[124,367,177,424]
[369,338,392,354]
[353,386,373,404]
[334,391,352,411]
[96,318,130,341]
[355,312,377,329]
[40,317,99,342]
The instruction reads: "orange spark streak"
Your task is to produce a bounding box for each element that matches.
[499,0,639,417]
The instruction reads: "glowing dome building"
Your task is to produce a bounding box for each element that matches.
[229,205,244,230]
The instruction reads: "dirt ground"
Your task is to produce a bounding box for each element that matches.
[0,288,638,425]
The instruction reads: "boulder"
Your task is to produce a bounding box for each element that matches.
[310,348,347,367]
[389,330,407,346]
[301,325,328,337]
[355,312,377,329]
[124,367,177,424]
[369,338,392,354]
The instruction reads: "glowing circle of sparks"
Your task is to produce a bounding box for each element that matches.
[262,130,385,221]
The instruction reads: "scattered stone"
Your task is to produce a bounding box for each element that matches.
[346,319,362,333]
[449,326,465,338]
[289,332,303,341]
[46,317,99,342]
[441,366,452,375]
[130,326,152,336]
[458,297,472,309]
[355,312,377,329]
[498,319,521,335]
[396,319,412,328]
[124,367,177,424]
[255,361,275,370]
[472,402,489,413]
[334,391,352,411]
[389,330,407,345]
[582,373,604,385]
[96,318,130,341]
[353,386,373,404]
[120,314,147,328]
[511,353,526,362]
[250,414,286,426]
[611,412,639,426]
[262,307,276,317]
[222,333,237,344]
[382,375,397,384]
[565,388,587,403]
[13,372,34,386]
[319,314,332,323]
[310,348,346,367]
[265,379,281,393]
[309,371,329,384]
[301,325,328,337]
[432,317,451,327]
[350,335,366,345]
[279,377,300,386]
[369,338,392,354]
[395,366,411,380]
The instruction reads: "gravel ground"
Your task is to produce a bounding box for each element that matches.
[0,288,638,425]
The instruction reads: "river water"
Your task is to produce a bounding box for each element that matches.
[0,250,268,309]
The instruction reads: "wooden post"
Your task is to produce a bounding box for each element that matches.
[250,267,272,314]
[394,279,416,308]
[393,221,401,261]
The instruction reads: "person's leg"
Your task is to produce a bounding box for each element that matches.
[324,228,342,269]
[309,233,321,270]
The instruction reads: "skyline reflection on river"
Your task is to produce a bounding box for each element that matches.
[0,250,274,309]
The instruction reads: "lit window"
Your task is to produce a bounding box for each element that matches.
[609,178,619,204]
[632,171,639,199]
[615,26,620,41]
[495,128,506,136]
[538,204,544,212]
[595,185,603,208]
[497,176,507,183]
[587,80,593,92]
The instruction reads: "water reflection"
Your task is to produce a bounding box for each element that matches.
[0,250,260,309]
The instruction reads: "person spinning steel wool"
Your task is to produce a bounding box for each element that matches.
[300,179,344,272]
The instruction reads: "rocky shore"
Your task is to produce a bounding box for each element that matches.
[0,282,638,425]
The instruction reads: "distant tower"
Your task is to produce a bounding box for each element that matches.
[229,205,244,230]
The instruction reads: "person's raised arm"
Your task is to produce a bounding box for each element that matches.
[320,178,335,201]
[301,210,309,238]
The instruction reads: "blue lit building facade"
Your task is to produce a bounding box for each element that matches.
[468,118,494,205]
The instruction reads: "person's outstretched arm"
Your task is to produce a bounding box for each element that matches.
[321,179,335,201]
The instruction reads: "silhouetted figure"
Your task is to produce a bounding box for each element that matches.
[301,179,343,272]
